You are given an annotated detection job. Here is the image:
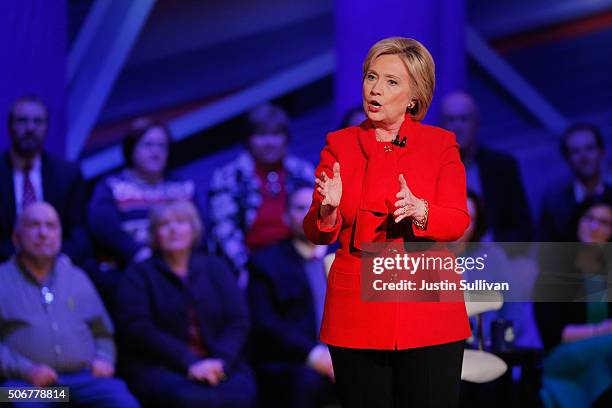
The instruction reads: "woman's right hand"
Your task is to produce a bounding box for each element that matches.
[316,162,342,209]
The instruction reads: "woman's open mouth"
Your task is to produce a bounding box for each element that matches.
[368,100,382,112]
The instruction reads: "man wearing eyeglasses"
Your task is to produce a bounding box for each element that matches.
[0,202,139,407]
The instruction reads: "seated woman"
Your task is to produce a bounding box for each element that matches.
[535,195,612,349]
[535,196,612,407]
[88,118,204,299]
[115,200,255,407]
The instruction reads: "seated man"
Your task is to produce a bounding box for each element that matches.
[248,183,336,408]
[0,202,139,408]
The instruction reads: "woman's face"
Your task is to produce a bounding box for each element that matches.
[132,127,169,178]
[248,130,287,165]
[156,213,194,253]
[578,204,612,243]
[362,54,414,127]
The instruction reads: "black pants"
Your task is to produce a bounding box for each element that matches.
[329,340,464,408]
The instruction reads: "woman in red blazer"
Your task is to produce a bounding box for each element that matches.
[303,37,471,407]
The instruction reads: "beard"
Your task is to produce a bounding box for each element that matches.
[12,133,44,158]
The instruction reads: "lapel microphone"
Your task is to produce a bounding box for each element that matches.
[391,135,407,148]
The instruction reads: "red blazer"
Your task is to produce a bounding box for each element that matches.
[303,116,471,350]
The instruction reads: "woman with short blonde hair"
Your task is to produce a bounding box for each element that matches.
[148,200,203,251]
[116,200,256,407]
[304,36,469,407]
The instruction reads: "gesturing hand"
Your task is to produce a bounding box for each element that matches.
[393,174,426,224]
[316,162,342,208]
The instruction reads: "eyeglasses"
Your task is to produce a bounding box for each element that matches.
[582,214,612,229]
[41,286,54,306]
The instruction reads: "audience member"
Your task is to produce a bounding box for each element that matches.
[535,196,612,350]
[535,196,612,407]
[0,202,138,407]
[440,91,532,242]
[116,201,255,407]
[540,124,612,241]
[459,191,541,348]
[209,103,313,286]
[88,118,204,298]
[248,183,336,408]
[0,95,90,265]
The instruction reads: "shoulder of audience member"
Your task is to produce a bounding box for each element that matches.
[209,151,253,188]
[0,257,16,288]
[97,168,128,188]
[540,181,571,208]
[162,172,194,184]
[55,254,95,287]
[192,251,243,291]
[249,240,287,269]
[192,251,232,275]
[476,145,519,165]
[42,152,82,177]
[284,153,314,174]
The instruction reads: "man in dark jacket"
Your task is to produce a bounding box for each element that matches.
[0,95,89,264]
[248,184,336,408]
[440,91,533,242]
[539,124,612,241]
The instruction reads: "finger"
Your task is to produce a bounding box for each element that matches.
[207,374,220,386]
[394,199,406,208]
[396,191,407,199]
[321,171,329,182]
[394,214,409,223]
[317,187,325,195]
[398,174,408,190]
[332,162,341,178]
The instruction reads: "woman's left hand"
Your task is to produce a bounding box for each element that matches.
[394,174,426,223]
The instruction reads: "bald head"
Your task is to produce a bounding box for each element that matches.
[13,202,62,262]
[440,91,480,152]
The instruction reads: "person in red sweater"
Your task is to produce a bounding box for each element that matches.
[303,37,471,407]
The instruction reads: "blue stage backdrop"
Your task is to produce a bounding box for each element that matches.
[0,0,67,157]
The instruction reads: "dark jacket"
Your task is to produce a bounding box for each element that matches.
[247,240,320,365]
[475,147,533,242]
[0,151,90,264]
[115,252,249,375]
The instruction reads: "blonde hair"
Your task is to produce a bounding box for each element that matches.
[149,200,203,251]
[362,37,435,121]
